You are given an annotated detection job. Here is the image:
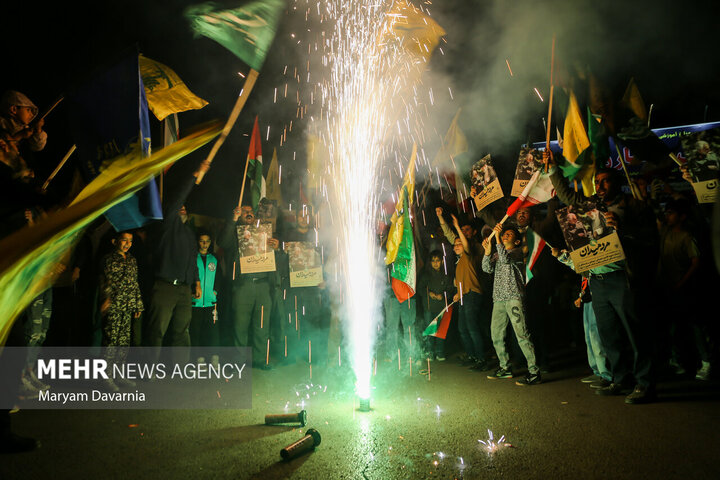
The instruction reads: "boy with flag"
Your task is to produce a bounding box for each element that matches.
[482,223,541,386]
[417,250,454,361]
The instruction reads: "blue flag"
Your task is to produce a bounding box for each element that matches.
[66,51,162,230]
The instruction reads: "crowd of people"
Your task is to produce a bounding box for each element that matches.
[1,86,718,454]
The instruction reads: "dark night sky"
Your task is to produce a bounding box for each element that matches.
[3,0,719,217]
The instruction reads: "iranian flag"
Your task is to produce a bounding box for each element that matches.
[423,303,455,339]
[525,227,546,284]
[506,169,555,217]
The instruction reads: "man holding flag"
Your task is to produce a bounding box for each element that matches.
[384,145,418,366]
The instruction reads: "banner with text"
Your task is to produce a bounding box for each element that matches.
[0,347,252,409]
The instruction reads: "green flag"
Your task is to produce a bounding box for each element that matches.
[389,185,416,303]
[185,0,285,70]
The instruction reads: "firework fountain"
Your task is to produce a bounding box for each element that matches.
[304,0,440,403]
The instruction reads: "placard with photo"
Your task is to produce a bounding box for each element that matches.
[470,154,504,211]
[556,202,625,272]
[237,223,276,274]
[285,241,323,287]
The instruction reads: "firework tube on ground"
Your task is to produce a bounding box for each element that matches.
[280,428,321,460]
[265,410,307,427]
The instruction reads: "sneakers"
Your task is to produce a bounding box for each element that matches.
[696,361,711,381]
[516,373,542,386]
[595,382,624,396]
[487,368,513,379]
[581,374,602,383]
[625,385,656,404]
[459,356,478,367]
[469,360,489,372]
[668,359,686,376]
[590,379,612,389]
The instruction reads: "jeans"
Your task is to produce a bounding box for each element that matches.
[384,296,417,360]
[490,298,538,374]
[590,271,654,387]
[583,302,611,381]
[457,291,486,361]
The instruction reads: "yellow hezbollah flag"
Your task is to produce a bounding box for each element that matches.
[621,77,647,123]
[0,123,221,346]
[306,134,328,191]
[385,143,416,265]
[139,54,209,121]
[563,91,590,164]
[385,0,446,62]
[562,91,595,196]
[265,147,283,205]
[432,108,468,167]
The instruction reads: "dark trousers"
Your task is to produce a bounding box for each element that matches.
[525,278,551,367]
[457,291,487,361]
[590,271,654,387]
[232,280,272,364]
[283,287,325,362]
[145,280,192,348]
[190,306,220,349]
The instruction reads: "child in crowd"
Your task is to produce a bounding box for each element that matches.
[417,250,454,361]
[99,231,144,392]
[482,223,541,385]
[190,230,220,366]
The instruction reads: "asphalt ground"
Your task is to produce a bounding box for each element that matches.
[2,348,719,480]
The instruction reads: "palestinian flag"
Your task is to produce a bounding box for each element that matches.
[525,227,546,284]
[423,303,455,339]
[246,116,266,210]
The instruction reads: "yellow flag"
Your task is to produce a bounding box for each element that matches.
[621,77,647,123]
[563,91,590,164]
[265,148,283,204]
[432,108,468,167]
[139,54,209,121]
[385,143,416,265]
[385,0,446,62]
[306,134,328,191]
[0,123,221,345]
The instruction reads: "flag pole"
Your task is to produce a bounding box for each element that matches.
[238,148,253,208]
[614,144,640,200]
[38,96,64,122]
[544,34,556,173]
[41,144,76,192]
[200,68,259,185]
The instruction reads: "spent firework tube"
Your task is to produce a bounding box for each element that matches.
[280,428,321,460]
[265,410,307,427]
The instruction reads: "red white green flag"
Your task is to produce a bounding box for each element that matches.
[525,227,546,284]
[423,302,455,339]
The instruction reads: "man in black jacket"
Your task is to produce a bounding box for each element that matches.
[145,163,208,352]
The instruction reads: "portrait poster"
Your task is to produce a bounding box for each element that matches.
[512,147,544,197]
[237,223,276,274]
[680,128,720,203]
[286,241,323,287]
[556,202,625,272]
[470,154,503,211]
